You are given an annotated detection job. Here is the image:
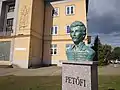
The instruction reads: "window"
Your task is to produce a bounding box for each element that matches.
[66,5,75,15]
[51,26,58,35]
[6,18,13,31]
[50,44,57,55]
[66,25,70,34]
[8,3,15,12]
[52,8,59,17]
[66,44,73,50]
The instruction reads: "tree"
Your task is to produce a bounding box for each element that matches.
[102,44,112,63]
[111,47,120,60]
[92,35,112,66]
[92,35,103,65]
[92,35,99,61]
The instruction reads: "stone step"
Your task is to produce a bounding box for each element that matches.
[0,65,12,68]
[0,61,12,68]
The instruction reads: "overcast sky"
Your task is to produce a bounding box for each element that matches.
[88,0,120,47]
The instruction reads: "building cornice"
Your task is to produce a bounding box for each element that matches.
[49,0,81,5]
[46,0,89,14]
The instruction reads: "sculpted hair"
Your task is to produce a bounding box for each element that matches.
[70,21,86,35]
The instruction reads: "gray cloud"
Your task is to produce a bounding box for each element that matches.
[88,0,117,16]
[88,0,120,47]
[88,0,120,34]
[88,13,120,34]
[90,33,120,47]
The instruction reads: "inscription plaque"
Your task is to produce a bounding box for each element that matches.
[62,61,98,90]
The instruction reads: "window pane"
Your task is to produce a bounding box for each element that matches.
[50,49,53,54]
[52,9,54,16]
[67,25,70,33]
[55,26,58,34]
[54,49,57,54]
[52,44,57,48]
[54,8,58,16]
[7,19,13,25]
[51,26,58,35]
[71,6,73,14]
[52,8,59,16]
[54,44,57,48]
[67,7,69,14]
[50,44,57,55]
[51,27,53,34]
[6,18,13,31]
[8,4,15,12]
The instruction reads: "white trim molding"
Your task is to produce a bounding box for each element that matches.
[50,0,80,5]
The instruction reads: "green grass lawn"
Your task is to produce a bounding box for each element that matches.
[0,75,120,90]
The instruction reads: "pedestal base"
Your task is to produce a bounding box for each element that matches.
[62,61,98,90]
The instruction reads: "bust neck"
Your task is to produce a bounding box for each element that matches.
[72,42,85,50]
[74,42,85,46]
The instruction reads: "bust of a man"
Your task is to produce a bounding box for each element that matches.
[66,21,95,61]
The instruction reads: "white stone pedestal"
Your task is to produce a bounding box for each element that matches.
[62,61,98,90]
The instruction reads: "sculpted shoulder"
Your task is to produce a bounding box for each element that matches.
[82,45,95,60]
[66,46,73,52]
[83,45,95,54]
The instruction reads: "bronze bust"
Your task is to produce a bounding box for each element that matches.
[66,21,95,61]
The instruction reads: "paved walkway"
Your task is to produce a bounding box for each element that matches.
[0,66,61,76]
[0,64,120,76]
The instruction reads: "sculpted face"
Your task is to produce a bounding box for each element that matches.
[70,25,86,45]
[66,21,95,61]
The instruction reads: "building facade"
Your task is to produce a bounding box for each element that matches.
[0,0,89,68]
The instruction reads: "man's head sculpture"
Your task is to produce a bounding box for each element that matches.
[70,21,86,45]
[66,21,95,61]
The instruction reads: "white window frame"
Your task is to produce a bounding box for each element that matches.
[65,5,75,15]
[7,3,15,13]
[50,44,57,55]
[6,18,14,32]
[51,25,58,35]
[65,25,70,34]
[52,7,59,17]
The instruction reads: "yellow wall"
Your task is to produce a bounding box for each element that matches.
[44,0,87,39]
[16,0,33,35]
[0,38,12,42]
[11,0,33,68]
[29,0,44,66]
[12,0,45,68]
[13,37,30,61]
[31,0,44,38]
[43,0,87,64]
[0,0,88,67]
[29,36,42,66]
[43,40,73,60]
